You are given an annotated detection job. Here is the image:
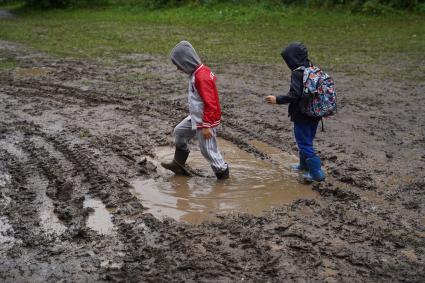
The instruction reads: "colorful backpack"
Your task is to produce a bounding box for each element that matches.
[297,66,337,118]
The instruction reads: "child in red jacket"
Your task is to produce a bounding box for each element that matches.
[161,41,229,180]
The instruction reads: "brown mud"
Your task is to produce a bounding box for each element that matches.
[0,39,424,282]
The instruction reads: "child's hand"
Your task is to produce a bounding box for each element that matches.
[265,96,277,104]
[202,128,213,140]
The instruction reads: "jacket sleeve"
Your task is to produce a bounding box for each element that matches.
[276,70,304,104]
[195,77,219,128]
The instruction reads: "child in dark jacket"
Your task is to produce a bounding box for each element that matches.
[265,42,325,182]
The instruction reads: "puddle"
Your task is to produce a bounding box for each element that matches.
[247,139,298,171]
[83,197,114,235]
[26,173,67,235]
[0,140,67,234]
[39,192,67,235]
[131,138,318,224]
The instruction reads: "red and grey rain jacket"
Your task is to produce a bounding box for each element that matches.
[188,64,222,130]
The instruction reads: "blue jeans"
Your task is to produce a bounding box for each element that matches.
[293,120,319,159]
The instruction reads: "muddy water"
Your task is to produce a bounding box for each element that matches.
[38,192,67,235]
[34,177,67,235]
[131,138,318,224]
[248,139,299,172]
[83,197,114,235]
[0,140,66,234]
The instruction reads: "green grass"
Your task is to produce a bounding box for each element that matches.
[0,3,424,75]
[79,128,92,139]
[0,58,17,70]
[0,48,18,70]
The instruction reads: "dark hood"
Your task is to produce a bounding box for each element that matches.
[281,42,310,71]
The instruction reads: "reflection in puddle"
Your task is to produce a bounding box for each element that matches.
[131,138,318,224]
[84,197,114,235]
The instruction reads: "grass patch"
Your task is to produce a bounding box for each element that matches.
[79,128,92,139]
[0,49,18,70]
[0,3,423,74]
[0,58,18,70]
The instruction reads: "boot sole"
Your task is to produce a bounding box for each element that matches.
[161,162,192,176]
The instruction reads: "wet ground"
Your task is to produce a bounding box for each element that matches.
[131,138,317,224]
[0,39,424,282]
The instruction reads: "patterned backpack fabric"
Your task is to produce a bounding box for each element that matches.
[297,66,337,118]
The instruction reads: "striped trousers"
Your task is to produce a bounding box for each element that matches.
[174,116,227,173]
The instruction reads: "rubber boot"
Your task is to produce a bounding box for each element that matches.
[161,148,191,176]
[303,156,325,182]
[215,164,229,180]
[291,152,308,172]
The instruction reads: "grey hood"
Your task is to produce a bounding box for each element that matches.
[170,41,202,75]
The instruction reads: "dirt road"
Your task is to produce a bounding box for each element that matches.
[0,40,424,282]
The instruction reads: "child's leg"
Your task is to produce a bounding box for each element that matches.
[174,116,196,152]
[294,120,325,182]
[293,121,318,159]
[161,116,195,175]
[196,128,228,174]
